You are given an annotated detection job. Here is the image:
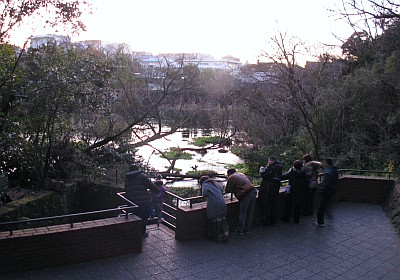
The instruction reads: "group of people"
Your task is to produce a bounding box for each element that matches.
[257,154,339,228]
[123,154,338,240]
[203,154,339,240]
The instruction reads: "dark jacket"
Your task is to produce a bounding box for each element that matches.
[260,161,283,189]
[124,170,159,208]
[281,167,308,197]
[318,166,339,196]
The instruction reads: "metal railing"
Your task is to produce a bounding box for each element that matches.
[160,169,396,231]
[0,169,395,235]
[0,192,138,236]
[338,169,396,179]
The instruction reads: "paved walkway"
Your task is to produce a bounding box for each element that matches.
[5,202,400,280]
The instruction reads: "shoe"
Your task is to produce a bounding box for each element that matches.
[313,222,325,227]
[244,231,250,235]
[236,231,244,236]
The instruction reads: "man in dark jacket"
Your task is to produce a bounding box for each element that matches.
[313,158,338,227]
[124,164,159,237]
[280,160,308,223]
[259,156,283,226]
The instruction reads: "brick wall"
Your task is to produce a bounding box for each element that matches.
[175,198,241,242]
[0,216,142,273]
[174,176,395,242]
[335,176,394,204]
[175,193,287,242]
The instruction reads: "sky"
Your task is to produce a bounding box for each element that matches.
[11,0,354,64]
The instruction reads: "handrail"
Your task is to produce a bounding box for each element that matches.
[1,169,394,235]
[164,169,395,210]
[338,169,396,179]
[0,192,138,236]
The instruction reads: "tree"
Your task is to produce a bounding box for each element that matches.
[241,33,346,160]
[0,0,89,133]
[0,43,25,129]
[0,0,89,43]
[336,0,400,24]
[83,53,204,153]
[1,42,115,186]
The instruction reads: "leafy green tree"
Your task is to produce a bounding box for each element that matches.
[0,0,89,122]
[2,43,115,186]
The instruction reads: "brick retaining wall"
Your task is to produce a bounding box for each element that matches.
[0,176,395,273]
[175,176,395,242]
[335,175,394,204]
[0,216,142,273]
[175,193,287,242]
[175,198,240,242]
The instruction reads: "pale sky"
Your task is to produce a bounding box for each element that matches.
[11,0,353,64]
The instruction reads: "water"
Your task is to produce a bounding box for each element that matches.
[135,128,243,187]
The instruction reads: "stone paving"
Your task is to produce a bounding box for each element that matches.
[4,202,400,280]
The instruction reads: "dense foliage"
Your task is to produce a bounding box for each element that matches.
[1,0,399,190]
[231,15,400,174]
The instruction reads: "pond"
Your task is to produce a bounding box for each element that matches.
[135,128,243,187]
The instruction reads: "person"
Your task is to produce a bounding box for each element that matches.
[200,176,229,242]
[259,156,283,226]
[225,168,257,235]
[280,160,308,223]
[302,154,322,216]
[0,191,12,206]
[124,164,160,237]
[150,180,167,224]
[313,158,339,227]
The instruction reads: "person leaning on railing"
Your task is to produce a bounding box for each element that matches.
[200,176,229,242]
[225,168,257,235]
[124,164,160,238]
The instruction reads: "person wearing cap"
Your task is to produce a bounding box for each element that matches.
[225,168,257,235]
[124,164,159,237]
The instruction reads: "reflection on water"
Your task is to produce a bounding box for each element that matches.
[135,128,243,185]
